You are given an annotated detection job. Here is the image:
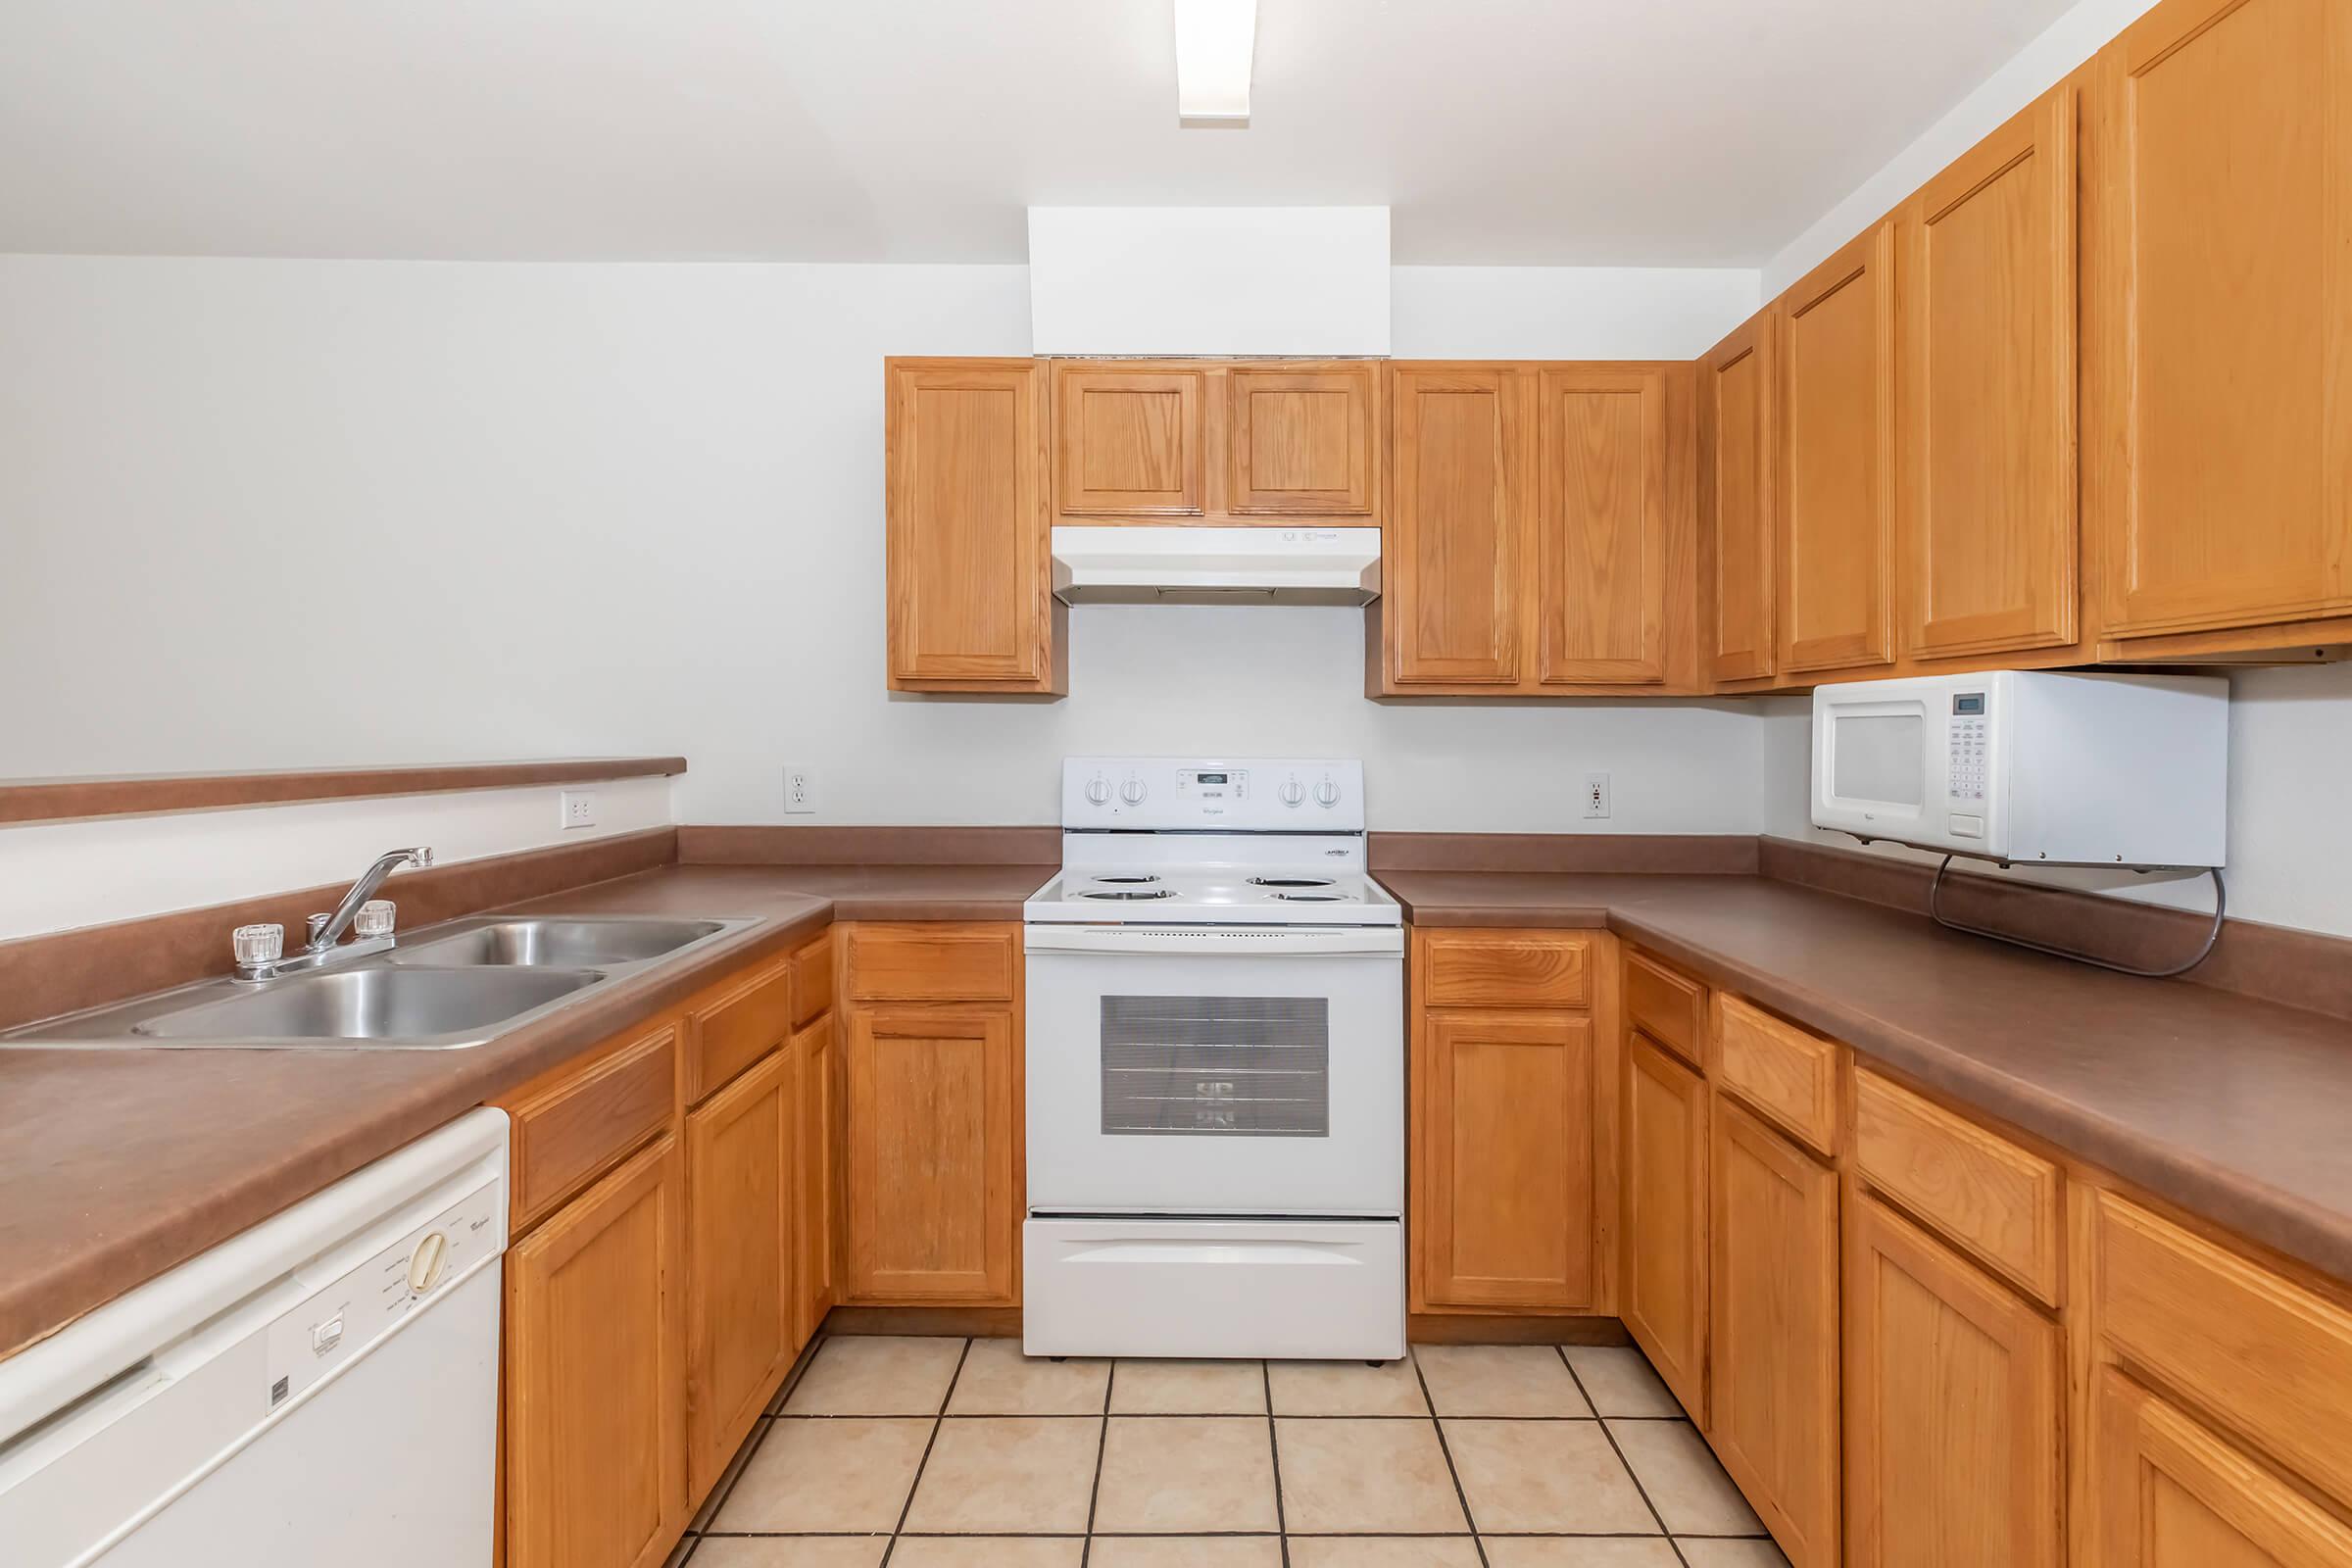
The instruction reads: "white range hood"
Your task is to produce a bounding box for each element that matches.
[1051,525,1382,606]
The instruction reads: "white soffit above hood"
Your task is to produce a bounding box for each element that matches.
[1052,525,1381,606]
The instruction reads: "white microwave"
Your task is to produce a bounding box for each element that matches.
[1810,671,2229,866]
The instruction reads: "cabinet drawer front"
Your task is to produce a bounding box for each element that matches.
[1854,1069,2062,1304]
[793,932,834,1026]
[685,959,793,1104]
[1421,930,1591,1009]
[1625,950,1704,1066]
[1713,994,1839,1155]
[845,924,1017,1002]
[2091,1190,2352,1507]
[512,1026,678,1230]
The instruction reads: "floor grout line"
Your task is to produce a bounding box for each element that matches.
[1079,1358,1114,1567]
[1555,1345,1690,1567]
[1410,1348,1492,1568]
[1262,1360,1291,1568]
[874,1336,973,1567]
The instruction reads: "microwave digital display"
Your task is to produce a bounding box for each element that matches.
[1952,693,1986,715]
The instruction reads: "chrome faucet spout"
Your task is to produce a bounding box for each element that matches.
[307,847,434,955]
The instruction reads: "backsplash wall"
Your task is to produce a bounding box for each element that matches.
[0,255,1763,836]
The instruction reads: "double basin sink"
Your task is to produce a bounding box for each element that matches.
[4,915,756,1051]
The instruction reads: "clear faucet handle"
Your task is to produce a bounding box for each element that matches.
[354,900,397,939]
[233,923,284,967]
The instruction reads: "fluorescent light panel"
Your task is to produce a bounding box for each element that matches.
[1173,0,1256,122]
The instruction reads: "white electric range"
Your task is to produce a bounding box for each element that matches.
[1021,758,1406,1361]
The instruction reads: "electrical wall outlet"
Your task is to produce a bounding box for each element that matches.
[1582,771,1611,820]
[784,766,819,814]
[559,790,597,830]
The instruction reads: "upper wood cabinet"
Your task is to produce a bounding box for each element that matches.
[2084,0,2352,644]
[1384,365,1527,686]
[883,358,1060,693]
[1700,314,1779,684]
[1053,359,1377,525]
[1901,84,2081,661]
[1843,1194,2062,1568]
[1054,364,1206,516]
[1779,222,1898,677]
[1533,367,1672,685]
[1228,363,1380,514]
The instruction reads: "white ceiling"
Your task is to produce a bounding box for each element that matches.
[0,0,2079,266]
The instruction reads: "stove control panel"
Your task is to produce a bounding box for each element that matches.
[1063,758,1363,832]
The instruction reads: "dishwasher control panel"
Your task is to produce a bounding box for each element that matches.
[262,1172,504,1410]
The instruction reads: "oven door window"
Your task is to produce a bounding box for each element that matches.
[1100,996,1330,1138]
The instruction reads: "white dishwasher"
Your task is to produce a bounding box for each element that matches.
[0,1107,510,1568]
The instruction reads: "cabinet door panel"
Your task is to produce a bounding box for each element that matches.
[1703,316,1778,682]
[1055,366,1205,516]
[793,1013,840,1346]
[1387,366,1526,685]
[1229,364,1377,514]
[845,1004,1018,1303]
[506,1136,685,1568]
[884,359,1054,690]
[1780,224,1898,675]
[2091,1369,2352,1567]
[1905,86,2081,659]
[684,1054,793,1499]
[2089,0,2352,638]
[1845,1195,2061,1568]
[1621,1032,1706,1416]
[1710,1095,1840,1568]
[1534,367,1670,684]
[1415,1008,1596,1310]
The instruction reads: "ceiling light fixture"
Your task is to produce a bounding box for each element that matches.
[1172,0,1256,125]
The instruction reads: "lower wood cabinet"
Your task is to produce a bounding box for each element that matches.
[1620,1030,1706,1415]
[792,1008,840,1343]
[504,1135,687,1568]
[2089,1369,2352,1567]
[844,1002,1019,1303]
[1843,1193,2062,1568]
[1709,1093,1840,1568]
[683,1054,794,1501]
[1413,1006,1597,1311]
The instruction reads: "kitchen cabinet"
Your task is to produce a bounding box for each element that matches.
[1382,365,1527,687]
[2083,0,2352,649]
[844,1001,1020,1303]
[1054,363,1207,516]
[883,357,1061,694]
[1901,84,2080,662]
[1414,1008,1597,1311]
[504,1135,687,1568]
[1620,1030,1707,1417]
[1779,221,1897,677]
[1532,366,1672,685]
[1700,313,1779,684]
[683,1053,794,1500]
[1843,1193,2062,1568]
[791,1009,839,1345]
[1227,362,1380,515]
[1710,1093,1840,1568]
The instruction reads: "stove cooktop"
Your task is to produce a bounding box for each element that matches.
[1024,868,1403,926]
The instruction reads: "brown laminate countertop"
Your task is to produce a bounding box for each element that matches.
[0,862,1052,1363]
[1382,869,2352,1287]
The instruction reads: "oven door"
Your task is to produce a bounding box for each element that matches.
[1023,924,1404,1218]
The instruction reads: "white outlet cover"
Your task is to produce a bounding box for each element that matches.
[783,767,818,814]
[559,789,597,829]
[1582,772,1611,820]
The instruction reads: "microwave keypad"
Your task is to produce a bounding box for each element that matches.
[1949,715,1987,801]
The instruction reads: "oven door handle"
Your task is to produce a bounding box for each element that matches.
[1023,924,1405,956]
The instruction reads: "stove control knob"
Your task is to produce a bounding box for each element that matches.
[1120,776,1148,806]
[1279,777,1306,808]
[1314,776,1343,808]
[1085,775,1111,806]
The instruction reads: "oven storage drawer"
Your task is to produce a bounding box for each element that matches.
[1023,1217,1405,1360]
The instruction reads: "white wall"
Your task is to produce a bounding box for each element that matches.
[0,256,1765,837]
[0,775,673,940]
[1762,0,2161,294]
[1393,267,1759,361]
[1759,665,2352,940]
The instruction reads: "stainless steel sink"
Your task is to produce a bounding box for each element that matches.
[130,966,603,1045]
[383,916,725,969]
[0,910,759,1051]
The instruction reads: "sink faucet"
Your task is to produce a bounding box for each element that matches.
[232,847,434,980]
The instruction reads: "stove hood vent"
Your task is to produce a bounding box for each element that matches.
[1051,525,1382,606]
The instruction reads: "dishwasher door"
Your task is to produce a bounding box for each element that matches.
[0,1108,509,1568]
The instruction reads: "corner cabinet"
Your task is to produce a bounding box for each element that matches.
[883,358,1062,694]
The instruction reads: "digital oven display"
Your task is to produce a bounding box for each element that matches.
[1195,772,1229,785]
[1952,693,1986,715]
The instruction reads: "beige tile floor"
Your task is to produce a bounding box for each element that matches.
[673,1338,1788,1567]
